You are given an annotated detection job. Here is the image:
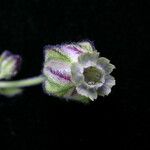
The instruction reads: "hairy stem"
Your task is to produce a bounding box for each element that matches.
[0,75,45,88]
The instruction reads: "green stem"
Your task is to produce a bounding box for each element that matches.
[0,75,45,88]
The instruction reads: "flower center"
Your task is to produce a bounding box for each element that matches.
[83,66,102,85]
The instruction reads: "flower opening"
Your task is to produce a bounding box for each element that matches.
[83,66,102,85]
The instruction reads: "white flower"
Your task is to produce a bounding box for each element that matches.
[43,41,116,103]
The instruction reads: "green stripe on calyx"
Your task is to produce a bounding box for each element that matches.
[45,50,71,63]
[78,41,94,53]
[44,80,74,97]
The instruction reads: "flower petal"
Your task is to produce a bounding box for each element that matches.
[78,52,100,68]
[71,63,84,85]
[68,88,91,103]
[97,85,111,96]
[76,83,97,101]
[43,60,72,85]
[105,75,116,88]
[97,57,115,74]
[97,75,115,96]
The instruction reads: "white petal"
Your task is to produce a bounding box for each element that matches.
[105,75,116,88]
[97,57,115,74]
[76,83,97,101]
[71,63,84,85]
[78,52,99,68]
[98,85,111,96]
[97,75,115,96]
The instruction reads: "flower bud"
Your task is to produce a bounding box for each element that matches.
[0,51,22,80]
[43,41,116,103]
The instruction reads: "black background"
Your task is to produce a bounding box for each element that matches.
[0,0,149,149]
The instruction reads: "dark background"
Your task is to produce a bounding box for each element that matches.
[0,0,149,149]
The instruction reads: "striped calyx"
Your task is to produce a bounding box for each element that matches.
[43,41,116,103]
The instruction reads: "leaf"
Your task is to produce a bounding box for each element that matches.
[0,88,23,97]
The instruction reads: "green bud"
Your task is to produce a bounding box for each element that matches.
[0,51,22,80]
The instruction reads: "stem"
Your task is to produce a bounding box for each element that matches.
[0,75,45,88]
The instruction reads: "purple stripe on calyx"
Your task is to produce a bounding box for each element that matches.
[47,67,71,81]
[65,45,83,54]
[44,44,83,54]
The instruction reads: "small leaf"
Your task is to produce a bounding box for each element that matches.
[0,88,23,97]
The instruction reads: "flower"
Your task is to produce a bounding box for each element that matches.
[43,41,115,103]
[0,51,22,80]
